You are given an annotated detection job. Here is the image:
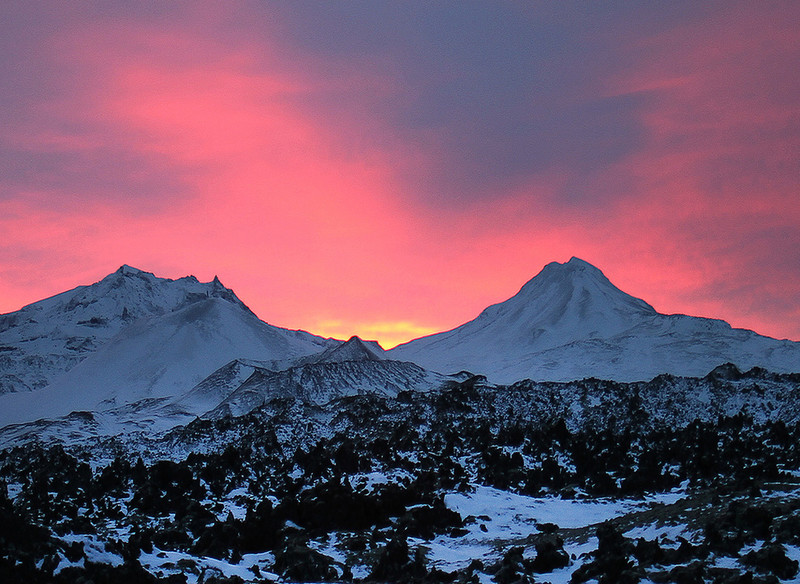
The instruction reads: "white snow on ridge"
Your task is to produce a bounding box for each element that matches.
[0,266,252,394]
[2,257,800,433]
[0,289,335,428]
[206,358,448,419]
[389,257,800,383]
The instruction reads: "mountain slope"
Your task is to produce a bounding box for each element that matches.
[389,257,800,383]
[0,265,250,394]
[0,273,337,428]
[206,360,450,419]
[206,337,447,419]
[298,335,385,365]
[164,358,279,420]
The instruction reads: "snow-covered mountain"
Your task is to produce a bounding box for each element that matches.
[389,257,800,383]
[0,267,337,428]
[0,265,254,394]
[163,358,276,421]
[204,336,449,419]
[3,258,799,434]
[296,335,385,365]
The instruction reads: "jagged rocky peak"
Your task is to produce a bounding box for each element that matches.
[99,265,247,313]
[705,362,744,381]
[116,264,146,275]
[304,335,385,365]
[181,273,245,310]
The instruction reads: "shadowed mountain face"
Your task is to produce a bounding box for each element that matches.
[166,336,442,423]
[298,335,386,365]
[389,257,800,383]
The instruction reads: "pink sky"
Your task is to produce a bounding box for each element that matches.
[1,3,798,348]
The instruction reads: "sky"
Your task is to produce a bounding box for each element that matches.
[1,1,798,348]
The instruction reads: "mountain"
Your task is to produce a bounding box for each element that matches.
[204,336,449,419]
[163,358,277,420]
[389,257,800,383]
[0,265,252,394]
[0,267,337,428]
[3,258,799,432]
[297,335,385,365]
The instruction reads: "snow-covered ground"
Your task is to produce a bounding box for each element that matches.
[419,485,687,573]
[138,547,279,583]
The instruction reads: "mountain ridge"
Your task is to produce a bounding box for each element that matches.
[0,265,249,394]
[388,257,800,382]
[0,265,342,395]
[1,259,799,430]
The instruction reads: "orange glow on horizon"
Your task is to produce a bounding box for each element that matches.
[311,320,441,350]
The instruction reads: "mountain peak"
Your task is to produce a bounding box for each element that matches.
[27,265,251,329]
[0,265,255,395]
[538,256,605,278]
[561,256,592,267]
[116,264,147,276]
[566,256,595,269]
[514,257,655,316]
[390,257,800,383]
[390,257,660,379]
[304,335,385,365]
[103,267,246,310]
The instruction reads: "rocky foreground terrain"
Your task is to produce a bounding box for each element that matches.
[3,370,800,583]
